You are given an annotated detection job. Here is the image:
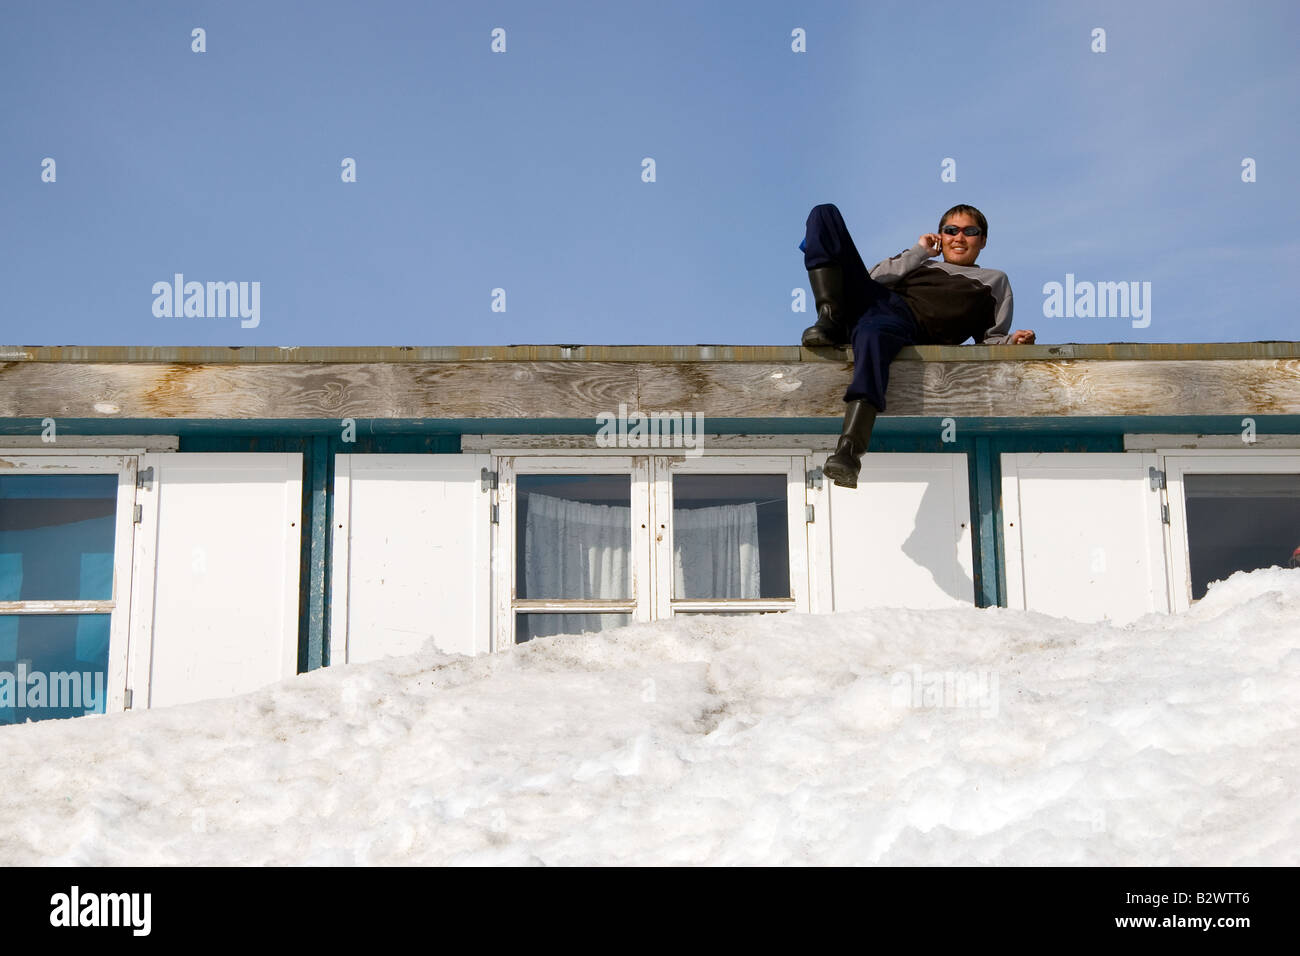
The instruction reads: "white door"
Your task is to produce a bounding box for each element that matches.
[816,451,974,611]
[331,454,492,661]
[1001,453,1169,624]
[1162,452,1300,612]
[133,453,302,707]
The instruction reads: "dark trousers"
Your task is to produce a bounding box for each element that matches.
[802,203,918,411]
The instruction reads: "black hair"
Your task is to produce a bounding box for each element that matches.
[939,204,988,238]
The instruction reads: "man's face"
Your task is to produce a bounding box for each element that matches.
[940,212,986,267]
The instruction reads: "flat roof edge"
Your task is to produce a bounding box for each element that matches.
[3,342,1300,364]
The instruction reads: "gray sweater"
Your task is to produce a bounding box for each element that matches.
[869,242,1015,345]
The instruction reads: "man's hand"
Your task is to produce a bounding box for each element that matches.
[1010,329,1036,344]
[917,233,943,257]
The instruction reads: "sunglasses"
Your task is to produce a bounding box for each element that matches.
[941,225,983,237]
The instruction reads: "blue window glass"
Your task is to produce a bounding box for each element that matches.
[0,614,110,723]
[0,474,117,601]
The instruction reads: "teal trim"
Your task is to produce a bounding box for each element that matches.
[178,436,307,452]
[306,436,329,671]
[973,439,997,608]
[333,435,461,454]
[321,438,336,667]
[987,441,1007,609]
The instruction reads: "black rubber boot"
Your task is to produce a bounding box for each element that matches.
[802,265,850,347]
[822,399,878,488]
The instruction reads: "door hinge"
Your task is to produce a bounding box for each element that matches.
[136,466,154,490]
[1148,466,1165,491]
[123,688,133,710]
[481,467,498,491]
[1161,503,1170,524]
[805,503,815,523]
[133,503,143,523]
[806,467,823,490]
[490,503,499,524]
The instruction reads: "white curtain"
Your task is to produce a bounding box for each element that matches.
[522,493,629,642]
[673,501,761,600]
[525,493,631,601]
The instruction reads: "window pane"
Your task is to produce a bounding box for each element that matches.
[1185,473,1300,600]
[0,474,117,601]
[672,474,789,599]
[515,613,630,644]
[516,475,631,600]
[0,614,110,723]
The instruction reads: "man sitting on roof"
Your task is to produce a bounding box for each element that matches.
[799,202,1036,488]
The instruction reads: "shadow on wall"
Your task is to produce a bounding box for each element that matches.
[900,476,973,605]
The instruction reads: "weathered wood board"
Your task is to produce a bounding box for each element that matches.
[1,358,1298,419]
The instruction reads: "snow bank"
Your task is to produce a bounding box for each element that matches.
[2,568,1298,865]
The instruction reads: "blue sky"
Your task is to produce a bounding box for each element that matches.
[1,0,1296,347]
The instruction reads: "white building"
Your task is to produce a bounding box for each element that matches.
[1,342,1297,722]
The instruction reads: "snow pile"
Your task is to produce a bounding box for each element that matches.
[2,568,1298,865]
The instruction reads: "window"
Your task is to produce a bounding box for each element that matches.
[496,455,810,647]
[0,460,137,723]
[514,472,637,643]
[671,473,789,601]
[656,457,806,617]
[1183,473,1300,600]
[1162,453,1300,611]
